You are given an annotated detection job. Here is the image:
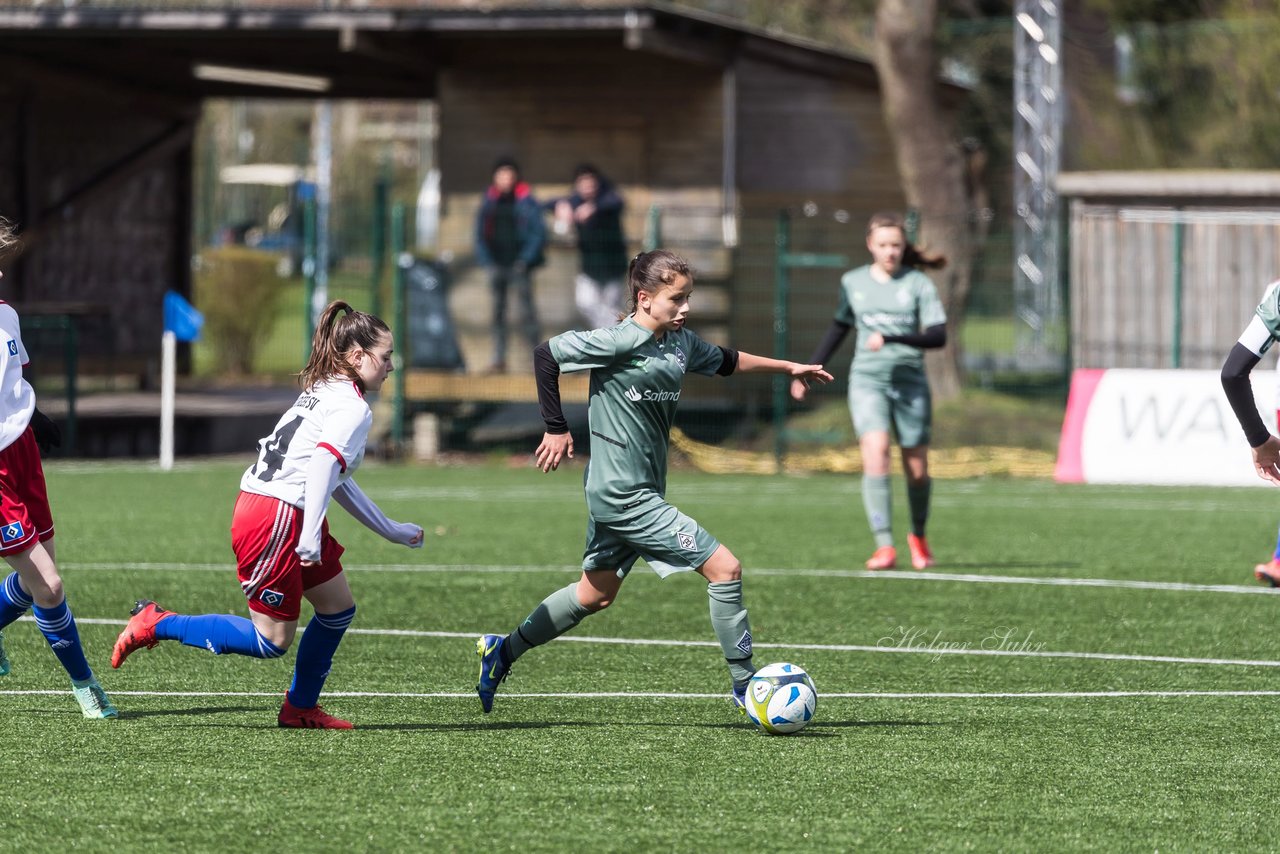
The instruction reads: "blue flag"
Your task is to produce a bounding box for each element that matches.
[163,290,203,342]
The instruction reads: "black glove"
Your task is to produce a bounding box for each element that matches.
[30,408,61,455]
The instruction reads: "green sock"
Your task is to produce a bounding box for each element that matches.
[862,474,893,547]
[907,478,932,538]
[505,582,592,661]
[708,580,755,689]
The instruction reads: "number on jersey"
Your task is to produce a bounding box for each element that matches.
[254,415,304,482]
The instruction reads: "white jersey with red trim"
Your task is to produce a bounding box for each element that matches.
[0,303,35,453]
[239,378,372,508]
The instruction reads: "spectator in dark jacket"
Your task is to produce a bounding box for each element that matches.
[475,156,546,372]
[549,164,628,329]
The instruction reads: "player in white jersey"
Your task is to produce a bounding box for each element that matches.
[0,217,117,718]
[112,301,424,728]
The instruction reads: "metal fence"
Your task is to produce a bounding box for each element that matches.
[1070,204,1280,371]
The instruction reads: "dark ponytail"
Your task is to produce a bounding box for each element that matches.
[0,216,18,261]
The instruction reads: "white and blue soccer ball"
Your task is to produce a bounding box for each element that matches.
[744,662,817,735]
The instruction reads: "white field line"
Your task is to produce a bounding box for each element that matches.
[61,561,1280,597]
[30,619,1280,669]
[4,689,1280,701]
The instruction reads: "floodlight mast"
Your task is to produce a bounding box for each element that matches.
[1012,0,1064,367]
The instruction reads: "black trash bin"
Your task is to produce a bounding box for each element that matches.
[403,257,465,371]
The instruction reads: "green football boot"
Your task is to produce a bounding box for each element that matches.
[71,676,118,720]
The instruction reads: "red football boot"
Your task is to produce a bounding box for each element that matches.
[907,534,935,570]
[278,697,354,730]
[1255,558,1280,587]
[111,600,173,668]
[865,545,897,570]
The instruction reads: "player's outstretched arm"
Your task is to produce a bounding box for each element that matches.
[1222,331,1280,485]
[333,479,424,547]
[736,352,833,387]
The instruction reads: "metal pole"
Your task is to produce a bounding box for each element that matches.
[1013,0,1064,363]
[773,210,791,470]
[63,317,77,455]
[371,172,388,319]
[1060,198,1073,388]
[302,197,318,362]
[160,330,176,470]
[1172,216,1185,369]
[391,203,407,447]
[312,101,332,326]
[645,204,662,252]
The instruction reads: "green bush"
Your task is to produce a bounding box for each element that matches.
[194,247,285,375]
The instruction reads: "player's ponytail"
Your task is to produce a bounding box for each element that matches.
[0,217,19,260]
[299,300,391,391]
[867,211,947,271]
[625,249,694,313]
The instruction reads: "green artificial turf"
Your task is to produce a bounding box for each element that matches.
[2,460,1279,852]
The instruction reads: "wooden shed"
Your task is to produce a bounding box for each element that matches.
[1058,170,1280,370]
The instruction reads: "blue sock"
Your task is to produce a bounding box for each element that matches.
[0,572,32,630]
[155,613,285,659]
[1272,525,1280,560]
[287,605,356,709]
[32,599,91,682]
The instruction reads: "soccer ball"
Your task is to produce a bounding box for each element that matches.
[744,662,817,735]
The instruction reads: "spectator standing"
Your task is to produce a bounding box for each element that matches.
[475,157,546,372]
[551,164,629,329]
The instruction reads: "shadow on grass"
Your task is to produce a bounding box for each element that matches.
[355,720,613,732]
[117,705,267,720]
[352,719,943,734]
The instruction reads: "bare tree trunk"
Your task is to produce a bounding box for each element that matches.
[873,0,978,400]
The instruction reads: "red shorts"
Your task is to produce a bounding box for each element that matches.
[231,490,345,622]
[0,428,54,556]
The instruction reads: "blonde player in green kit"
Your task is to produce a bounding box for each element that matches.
[476,249,832,714]
[791,212,948,571]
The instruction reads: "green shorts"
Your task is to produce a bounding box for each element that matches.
[582,500,721,579]
[848,371,933,447]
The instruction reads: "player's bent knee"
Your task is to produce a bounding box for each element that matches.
[29,579,65,609]
[700,554,743,584]
[253,621,296,652]
[582,592,615,611]
[255,631,288,658]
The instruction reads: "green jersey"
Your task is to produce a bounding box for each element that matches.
[549,318,725,521]
[835,265,947,380]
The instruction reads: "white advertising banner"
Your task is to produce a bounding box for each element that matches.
[1055,369,1277,486]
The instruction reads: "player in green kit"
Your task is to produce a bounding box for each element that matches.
[792,212,947,571]
[475,249,832,714]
